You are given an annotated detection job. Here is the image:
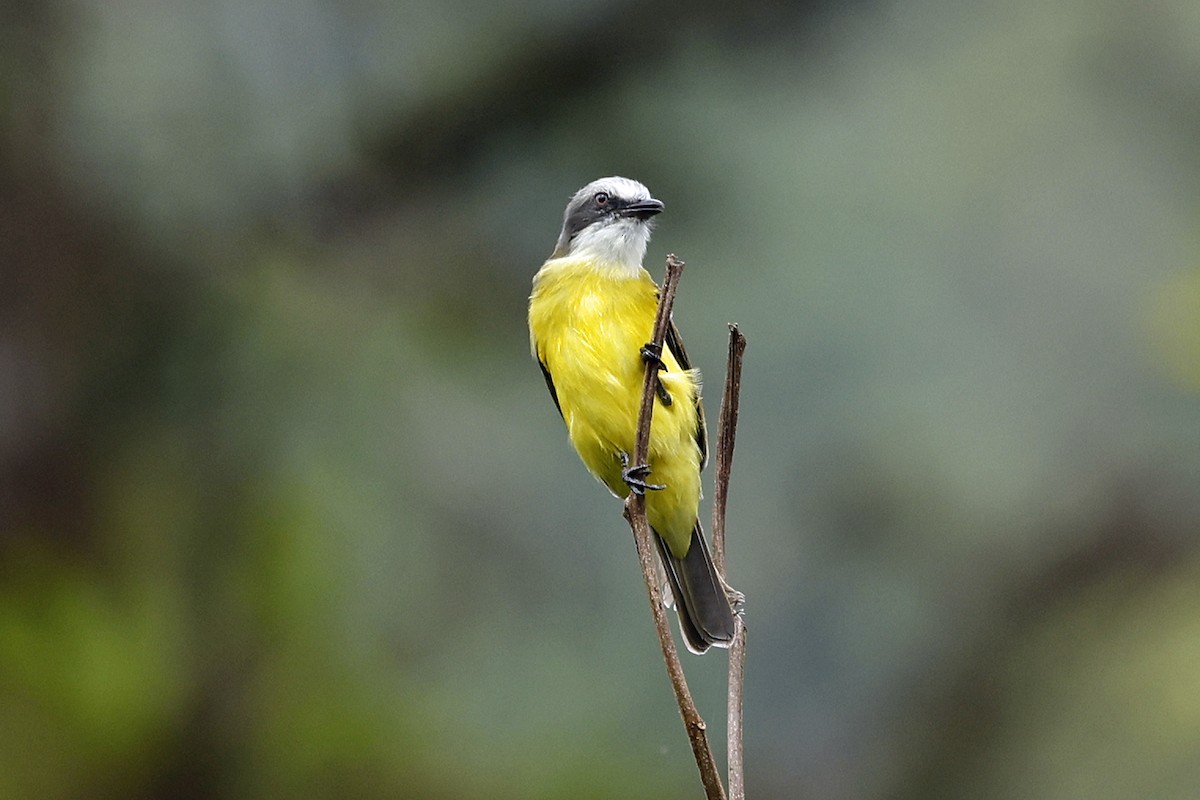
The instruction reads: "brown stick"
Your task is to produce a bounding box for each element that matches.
[726,619,748,800]
[622,254,727,800]
[711,324,749,800]
[711,324,747,571]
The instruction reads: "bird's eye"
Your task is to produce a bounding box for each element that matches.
[594,192,609,207]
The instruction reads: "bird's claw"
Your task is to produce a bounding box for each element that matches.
[620,452,666,496]
[639,343,673,406]
[726,587,747,616]
[624,464,666,495]
[640,342,666,369]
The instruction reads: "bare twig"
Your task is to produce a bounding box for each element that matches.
[711,324,749,800]
[622,254,727,800]
[711,324,747,571]
[726,619,748,800]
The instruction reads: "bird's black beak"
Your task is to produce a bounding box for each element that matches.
[621,198,665,220]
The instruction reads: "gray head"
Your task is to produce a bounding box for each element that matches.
[551,177,664,269]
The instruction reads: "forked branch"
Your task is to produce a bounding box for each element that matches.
[623,255,749,799]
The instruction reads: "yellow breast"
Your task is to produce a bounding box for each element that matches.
[529,257,703,555]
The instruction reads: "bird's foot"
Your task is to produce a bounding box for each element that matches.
[620,452,666,496]
[727,587,747,617]
[640,342,666,369]
[639,343,674,406]
[719,576,747,616]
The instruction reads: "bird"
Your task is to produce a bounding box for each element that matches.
[528,176,736,653]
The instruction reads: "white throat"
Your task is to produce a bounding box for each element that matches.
[566,217,651,275]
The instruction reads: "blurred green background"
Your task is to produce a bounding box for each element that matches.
[3,0,1200,797]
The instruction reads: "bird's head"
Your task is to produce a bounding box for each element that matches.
[552,176,664,271]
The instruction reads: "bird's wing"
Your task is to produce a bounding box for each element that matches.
[538,357,564,419]
[665,318,708,471]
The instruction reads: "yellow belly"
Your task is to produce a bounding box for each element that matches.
[529,258,703,557]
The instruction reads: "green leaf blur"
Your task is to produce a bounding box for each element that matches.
[3,1,1200,797]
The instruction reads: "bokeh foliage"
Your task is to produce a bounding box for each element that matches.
[3,0,1200,797]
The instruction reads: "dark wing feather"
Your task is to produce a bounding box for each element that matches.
[664,318,708,470]
[538,358,564,419]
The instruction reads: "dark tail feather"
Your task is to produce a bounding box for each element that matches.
[653,522,736,654]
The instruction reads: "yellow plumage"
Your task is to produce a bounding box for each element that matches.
[529,257,702,559]
[529,175,734,653]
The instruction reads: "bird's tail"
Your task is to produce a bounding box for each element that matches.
[653,522,737,654]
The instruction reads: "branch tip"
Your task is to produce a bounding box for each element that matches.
[625,254,748,800]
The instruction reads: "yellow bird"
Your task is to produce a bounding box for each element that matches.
[528,176,735,653]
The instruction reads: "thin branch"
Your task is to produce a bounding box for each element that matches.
[623,254,727,800]
[711,324,747,571]
[711,324,749,800]
[726,619,748,800]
